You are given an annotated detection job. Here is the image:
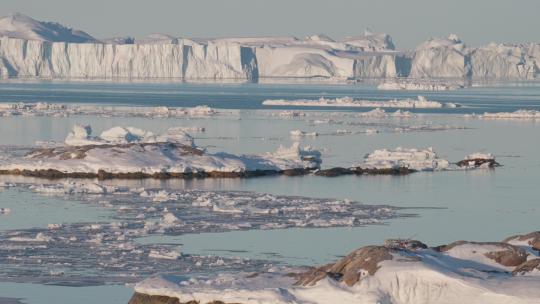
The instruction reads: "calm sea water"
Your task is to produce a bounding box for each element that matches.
[0,80,539,304]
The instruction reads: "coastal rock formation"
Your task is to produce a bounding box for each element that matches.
[130,232,540,304]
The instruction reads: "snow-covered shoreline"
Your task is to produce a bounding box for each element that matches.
[131,231,540,304]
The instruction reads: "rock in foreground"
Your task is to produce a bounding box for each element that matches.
[130,232,540,304]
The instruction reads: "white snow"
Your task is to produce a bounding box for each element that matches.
[465,153,495,160]
[359,147,450,171]
[290,130,318,138]
[65,125,195,147]
[0,15,537,81]
[134,248,540,304]
[148,248,182,260]
[0,102,218,118]
[9,232,52,243]
[377,80,465,91]
[263,96,458,108]
[480,110,540,119]
[0,125,322,174]
[0,13,96,43]
[358,108,414,118]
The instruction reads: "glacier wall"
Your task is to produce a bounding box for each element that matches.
[0,36,538,81]
[0,37,258,80]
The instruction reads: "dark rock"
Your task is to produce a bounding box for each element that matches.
[351,167,416,175]
[437,241,527,267]
[512,259,540,276]
[456,158,500,168]
[314,167,353,177]
[384,239,428,251]
[503,231,540,252]
[128,292,233,304]
[295,246,395,286]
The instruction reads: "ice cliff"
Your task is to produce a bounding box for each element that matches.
[0,14,537,81]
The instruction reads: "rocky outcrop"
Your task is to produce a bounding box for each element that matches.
[130,232,540,304]
[436,241,528,267]
[503,231,540,252]
[513,259,540,276]
[128,293,231,304]
[295,246,394,286]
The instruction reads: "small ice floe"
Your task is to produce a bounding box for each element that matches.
[359,147,450,171]
[263,96,458,108]
[358,108,414,118]
[9,232,52,242]
[290,130,318,138]
[148,247,182,260]
[140,190,179,202]
[377,80,466,91]
[0,102,218,118]
[47,223,63,230]
[278,110,305,118]
[335,129,351,135]
[457,153,500,169]
[364,128,379,134]
[480,110,540,119]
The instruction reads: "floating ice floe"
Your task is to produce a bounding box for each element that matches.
[0,125,322,179]
[263,96,460,108]
[480,110,540,119]
[360,147,450,171]
[131,232,540,304]
[0,102,218,118]
[377,80,466,91]
[358,108,414,118]
[290,130,318,137]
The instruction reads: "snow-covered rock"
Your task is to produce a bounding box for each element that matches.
[457,153,500,169]
[131,233,540,304]
[0,125,321,178]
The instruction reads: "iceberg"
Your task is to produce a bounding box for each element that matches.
[0,14,537,81]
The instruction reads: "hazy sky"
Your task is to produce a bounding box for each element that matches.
[1,0,539,49]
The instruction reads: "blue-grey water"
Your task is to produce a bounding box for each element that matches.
[0,80,539,304]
